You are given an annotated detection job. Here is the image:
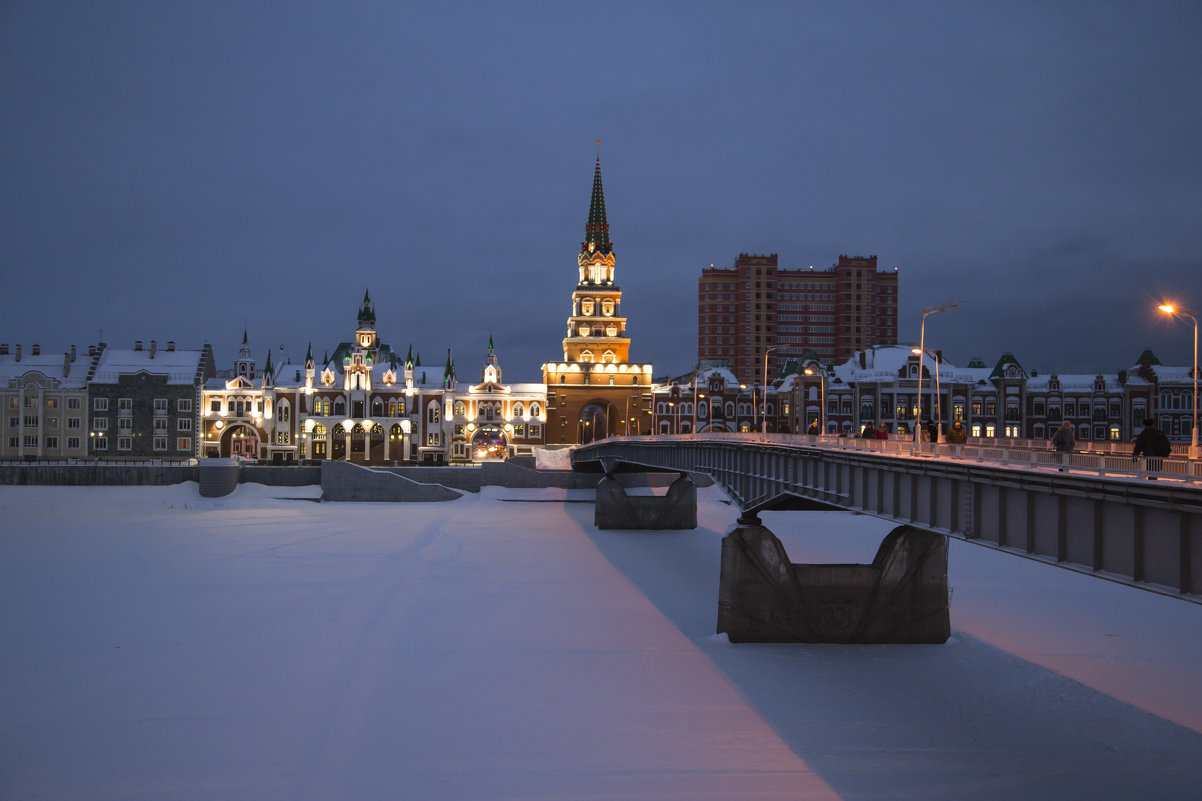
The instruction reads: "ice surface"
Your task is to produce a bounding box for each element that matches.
[1,483,1200,800]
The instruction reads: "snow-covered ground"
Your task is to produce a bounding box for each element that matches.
[1,482,1200,800]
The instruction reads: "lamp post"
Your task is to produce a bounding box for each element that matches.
[692,371,701,433]
[914,302,959,447]
[804,366,825,434]
[911,347,943,442]
[668,401,677,434]
[1159,303,1198,459]
[762,347,777,435]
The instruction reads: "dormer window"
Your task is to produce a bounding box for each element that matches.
[581,300,594,316]
[602,300,614,316]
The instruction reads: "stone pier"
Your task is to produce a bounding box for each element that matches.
[717,515,950,644]
[594,472,697,530]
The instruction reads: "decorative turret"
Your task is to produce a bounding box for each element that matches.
[262,350,275,387]
[355,289,378,350]
[357,289,375,327]
[235,328,255,380]
[482,335,502,385]
[443,349,456,389]
[304,342,315,388]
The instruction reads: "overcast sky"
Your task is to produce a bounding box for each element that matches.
[2,1,1199,382]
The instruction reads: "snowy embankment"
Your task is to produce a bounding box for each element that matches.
[1,483,1200,801]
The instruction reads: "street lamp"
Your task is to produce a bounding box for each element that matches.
[668,401,677,434]
[1159,303,1198,459]
[915,302,959,447]
[912,347,942,441]
[741,383,753,433]
[762,347,777,434]
[804,366,825,435]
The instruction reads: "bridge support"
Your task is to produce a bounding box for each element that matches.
[717,515,950,644]
[595,472,697,530]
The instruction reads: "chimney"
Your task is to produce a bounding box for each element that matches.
[70,344,77,362]
[15,345,21,362]
[150,340,157,358]
[64,352,70,377]
[32,344,40,356]
[0,344,7,355]
[167,341,175,352]
[88,345,96,358]
[135,340,143,351]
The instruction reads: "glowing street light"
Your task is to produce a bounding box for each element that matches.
[1159,302,1198,459]
[915,302,959,447]
[762,347,777,435]
[804,365,825,435]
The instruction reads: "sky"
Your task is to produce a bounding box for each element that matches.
[2,1,1200,382]
[3,482,1201,799]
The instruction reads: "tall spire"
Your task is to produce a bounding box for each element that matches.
[581,145,611,257]
[357,288,375,327]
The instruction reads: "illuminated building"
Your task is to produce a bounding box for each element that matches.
[542,152,654,443]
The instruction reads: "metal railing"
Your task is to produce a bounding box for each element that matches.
[586,432,1202,484]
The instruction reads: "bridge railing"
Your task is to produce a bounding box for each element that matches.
[585,432,1202,484]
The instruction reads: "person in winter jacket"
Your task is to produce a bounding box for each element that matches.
[1051,420,1075,471]
[1132,418,1172,477]
[945,420,968,445]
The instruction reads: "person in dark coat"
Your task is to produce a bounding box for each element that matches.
[1051,420,1075,471]
[807,419,820,435]
[1132,418,1172,477]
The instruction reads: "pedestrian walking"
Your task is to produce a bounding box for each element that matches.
[1132,418,1172,478]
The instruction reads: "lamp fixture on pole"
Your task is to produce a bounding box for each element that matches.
[914,302,959,447]
[1159,303,1198,459]
[762,347,777,435]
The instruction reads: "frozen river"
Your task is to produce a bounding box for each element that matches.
[2,482,1200,800]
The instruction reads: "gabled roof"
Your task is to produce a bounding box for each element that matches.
[989,353,1027,380]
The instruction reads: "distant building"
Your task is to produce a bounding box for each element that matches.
[698,253,899,385]
[654,345,1195,446]
[200,295,551,465]
[542,153,654,443]
[0,343,89,461]
[88,340,216,461]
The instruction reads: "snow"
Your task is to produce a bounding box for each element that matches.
[1,483,1200,800]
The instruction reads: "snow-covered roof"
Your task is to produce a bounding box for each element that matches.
[91,347,207,385]
[0,350,87,388]
[1026,373,1123,393]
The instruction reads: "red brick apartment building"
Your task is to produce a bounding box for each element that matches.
[698,253,899,384]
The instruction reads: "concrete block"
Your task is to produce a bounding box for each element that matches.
[198,459,240,498]
[594,473,697,530]
[717,522,949,644]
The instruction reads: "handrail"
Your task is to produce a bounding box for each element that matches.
[580,433,1202,484]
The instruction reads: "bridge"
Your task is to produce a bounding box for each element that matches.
[572,434,1202,644]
